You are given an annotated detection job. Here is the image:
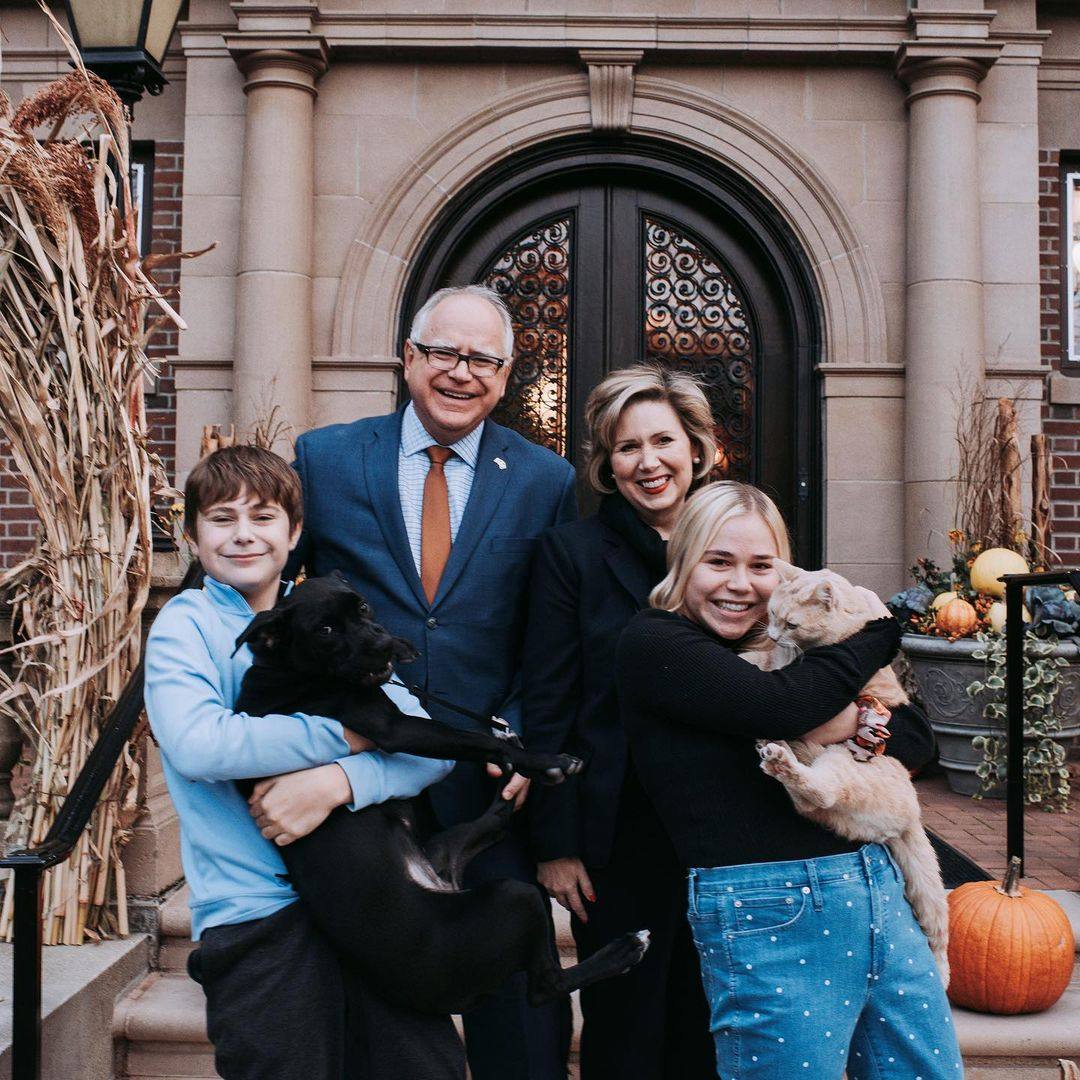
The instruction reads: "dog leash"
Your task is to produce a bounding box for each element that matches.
[386,676,515,738]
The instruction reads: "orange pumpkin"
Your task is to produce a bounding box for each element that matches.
[935,597,979,638]
[947,858,1075,1014]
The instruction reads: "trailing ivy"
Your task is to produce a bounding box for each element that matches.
[966,631,1071,812]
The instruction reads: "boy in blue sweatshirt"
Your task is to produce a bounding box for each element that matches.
[145,446,465,1080]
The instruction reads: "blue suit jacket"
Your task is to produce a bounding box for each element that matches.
[291,409,577,824]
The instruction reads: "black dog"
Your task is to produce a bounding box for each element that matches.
[233,573,649,1015]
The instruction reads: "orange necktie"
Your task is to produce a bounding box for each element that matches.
[421,445,453,603]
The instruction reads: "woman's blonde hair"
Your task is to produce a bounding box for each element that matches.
[582,363,718,495]
[649,481,792,612]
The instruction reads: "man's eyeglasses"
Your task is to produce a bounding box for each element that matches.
[412,342,507,380]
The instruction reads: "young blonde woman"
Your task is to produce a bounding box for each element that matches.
[615,482,958,1080]
[523,364,717,1078]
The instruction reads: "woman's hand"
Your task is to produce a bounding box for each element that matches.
[249,763,353,845]
[537,857,595,923]
[802,701,860,746]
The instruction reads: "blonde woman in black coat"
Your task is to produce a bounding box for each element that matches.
[523,364,718,1079]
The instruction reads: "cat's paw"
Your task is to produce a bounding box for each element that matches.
[759,742,799,779]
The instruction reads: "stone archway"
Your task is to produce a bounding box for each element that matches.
[331,73,887,376]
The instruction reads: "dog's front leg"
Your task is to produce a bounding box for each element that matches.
[422,786,516,889]
[344,697,583,783]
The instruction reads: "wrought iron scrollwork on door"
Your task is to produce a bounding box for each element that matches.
[483,217,571,456]
[644,217,754,479]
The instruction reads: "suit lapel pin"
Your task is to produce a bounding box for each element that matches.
[493,457,507,470]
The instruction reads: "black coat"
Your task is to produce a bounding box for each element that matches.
[523,514,656,868]
[522,513,939,869]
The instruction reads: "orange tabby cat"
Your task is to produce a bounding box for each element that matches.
[740,559,950,985]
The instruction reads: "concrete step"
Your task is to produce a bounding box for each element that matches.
[952,909,1080,1080]
[1047,890,1080,950]
[113,971,215,1080]
[0,934,151,1080]
[157,883,196,973]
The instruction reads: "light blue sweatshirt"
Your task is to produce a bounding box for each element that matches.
[144,575,453,940]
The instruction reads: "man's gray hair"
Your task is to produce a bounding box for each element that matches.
[408,285,515,360]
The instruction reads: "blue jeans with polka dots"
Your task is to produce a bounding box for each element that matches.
[686,843,962,1080]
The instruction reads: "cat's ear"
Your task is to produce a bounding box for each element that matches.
[771,557,799,581]
[813,580,836,609]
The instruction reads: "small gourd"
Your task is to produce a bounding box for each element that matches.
[935,597,979,637]
[970,548,1029,598]
[947,858,1075,1014]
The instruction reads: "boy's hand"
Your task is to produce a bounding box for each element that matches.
[249,763,353,845]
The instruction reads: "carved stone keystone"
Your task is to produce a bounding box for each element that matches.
[580,50,644,133]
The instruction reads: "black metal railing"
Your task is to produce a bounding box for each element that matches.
[1000,568,1080,877]
[0,560,202,1080]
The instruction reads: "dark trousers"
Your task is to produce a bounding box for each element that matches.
[571,788,715,1080]
[460,819,572,1080]
[190,900,465,1080]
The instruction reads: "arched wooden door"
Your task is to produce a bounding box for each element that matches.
[403,141,822,564]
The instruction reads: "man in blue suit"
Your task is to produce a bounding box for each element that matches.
[291,285,576,1079]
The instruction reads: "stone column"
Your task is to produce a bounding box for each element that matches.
[234,49,326,446]
[897,45,997,568]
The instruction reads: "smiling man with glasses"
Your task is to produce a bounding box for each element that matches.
[286,284,577,1080]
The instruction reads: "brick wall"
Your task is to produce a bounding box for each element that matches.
[1039,149,1080,560]
[144,140,183,485]
[0,141,182,569]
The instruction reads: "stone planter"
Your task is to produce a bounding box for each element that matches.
[901,633,1080,797]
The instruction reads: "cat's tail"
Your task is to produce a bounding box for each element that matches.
[888,826,951,988]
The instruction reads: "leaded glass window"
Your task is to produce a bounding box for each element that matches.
[644,217,754,478]
[483,218,571,456]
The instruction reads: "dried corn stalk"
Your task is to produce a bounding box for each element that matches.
[0,59,183,942]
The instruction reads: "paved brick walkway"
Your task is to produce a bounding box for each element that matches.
[916,766,1080,890]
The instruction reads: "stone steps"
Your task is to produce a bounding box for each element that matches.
[114,886,1080,1080]
[113,971,216,1080]
[115,884,583,1080]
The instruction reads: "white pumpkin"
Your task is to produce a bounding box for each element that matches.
[932,591,960,610]
[970,548,1029,598]
[986,601,1031,634]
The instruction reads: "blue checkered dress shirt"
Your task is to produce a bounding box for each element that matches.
[398,402,483,576]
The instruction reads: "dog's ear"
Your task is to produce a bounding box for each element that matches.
[391,636,419,665]
[233,607,291,657]
[329,569,350,585]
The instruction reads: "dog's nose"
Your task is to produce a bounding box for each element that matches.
[370,630,395,656]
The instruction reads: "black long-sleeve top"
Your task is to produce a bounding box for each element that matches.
[615,609,934,870]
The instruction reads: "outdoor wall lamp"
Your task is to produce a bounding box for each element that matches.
[62,0,184,110]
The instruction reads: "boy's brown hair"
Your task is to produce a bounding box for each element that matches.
[184,445,303,537]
